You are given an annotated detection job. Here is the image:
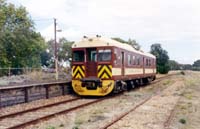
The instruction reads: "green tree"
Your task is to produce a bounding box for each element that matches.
[193,59,200,67]
[112,37,141,50]
[192,59,200,71]
[181,64,192,70]
[0,0,46,74]
[150,43,170,74]
[40,50,52,67]
[58,38,73,62]
[168,60,180,70]
[45,38,73,67]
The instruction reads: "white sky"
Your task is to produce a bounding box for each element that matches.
[8,0,200,64]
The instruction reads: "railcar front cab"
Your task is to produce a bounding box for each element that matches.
[72,47,115,96]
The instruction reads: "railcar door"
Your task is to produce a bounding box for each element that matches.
[121,52,125,76]
[86,48,97,77]
[143,57,145,75]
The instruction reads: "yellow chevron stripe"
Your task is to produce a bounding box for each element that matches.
[98,65,112,78]
[72,65,85,78]
[77,66,85,77]
[98,66,111,77]
[72,66,75,71]
[72,67,79,77]
[97,65,102,70]
[106,65,112,77]
[101,73,109,79]
[73,66,81,76]
[75,73,82,79]
[98,66,105,77]
[108,65,112,70]
[82,65,85,70]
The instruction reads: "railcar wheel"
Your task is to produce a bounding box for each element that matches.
[113,80,127,93]
[127,81,135,91]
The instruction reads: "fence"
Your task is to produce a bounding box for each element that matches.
[0,68,43,77]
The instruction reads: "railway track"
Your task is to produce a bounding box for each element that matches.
[0,94,122,129]
[100,73,183,129]
[0,97,80,120]
[0,73,178,129]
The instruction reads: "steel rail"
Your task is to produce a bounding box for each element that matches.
[1,73,178,128]
[163,86,186,128]
[0,97,80,120]
[100,95,153,129]
[6,95,119,129]
[100,73,178,129]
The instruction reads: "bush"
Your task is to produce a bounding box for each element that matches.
[180,71,185,75]
[179,118,186,124]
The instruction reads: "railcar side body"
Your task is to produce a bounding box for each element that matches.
[71,36,156,96]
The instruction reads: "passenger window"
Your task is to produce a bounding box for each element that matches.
[137,56,140,65]
[128,54,131,66]
[98,49,111,62]
[146,59,148,66]
[90,50,97,62]
[73,50,84,62]
[149,59,151,66]
[132,56,136,65]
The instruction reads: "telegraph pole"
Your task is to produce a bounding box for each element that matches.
[54,18,58,80]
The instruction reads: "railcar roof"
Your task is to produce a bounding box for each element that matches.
[72,37,155,58]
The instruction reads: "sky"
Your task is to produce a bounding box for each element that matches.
[7,0,200,64]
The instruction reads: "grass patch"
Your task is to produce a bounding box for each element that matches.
[27,70,44,81]
[180,71,185,75]
[184,94,193,100]
[180,105,187,110]
[72,126,79,129]
[46,126,56,129]
[75,114,89,125]
[59,123,64,127]
[179,118,186,124]
[163,80,171,85]
[91,108,104,115]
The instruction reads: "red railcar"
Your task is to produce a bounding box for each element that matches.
[71,36,156,96]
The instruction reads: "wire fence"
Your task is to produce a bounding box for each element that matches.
[0,68,42,77]
[0,67,71,77]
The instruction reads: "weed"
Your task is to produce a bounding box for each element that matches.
[163,80,171,85]
[91,108,104,115]
[27,70,43,81]
[179,118,186,124]
[185,94,193,99]
[180,105,187,110]
[59,123,64,127]
[180,71,185,75]
[46,126,56,129]
[75,119,83,125]
[72,126,79,129]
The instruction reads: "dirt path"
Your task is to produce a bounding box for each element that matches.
[169,71,200,129]
[26,73,178,129]
[4,71,199,129]
[108,79,185,129]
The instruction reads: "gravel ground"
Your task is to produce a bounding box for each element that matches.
[108,78,185,129]
[169,71,200,129]
[1,71,199,129]
[26,73,178,129]
[0,95,77,116]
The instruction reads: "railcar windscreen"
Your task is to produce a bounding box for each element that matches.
[73,50,84,62]
[98,49,111,62]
